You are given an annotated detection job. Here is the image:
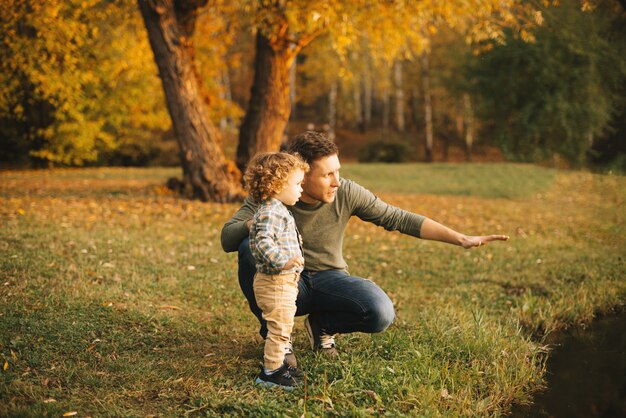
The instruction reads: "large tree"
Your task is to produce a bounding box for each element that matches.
[235,1,328,172]
[138,0,242,202]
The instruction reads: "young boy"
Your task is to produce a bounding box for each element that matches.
[244,152,309,389]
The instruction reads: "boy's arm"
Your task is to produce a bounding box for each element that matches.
[253,208,290,271]
[220,196,258,252]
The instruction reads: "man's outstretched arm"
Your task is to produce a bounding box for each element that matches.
[419,218,509,249]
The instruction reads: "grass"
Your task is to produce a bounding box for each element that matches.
[1,163,624,417]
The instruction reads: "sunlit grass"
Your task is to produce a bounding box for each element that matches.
[1,164,624,416]
[341,163,557,198]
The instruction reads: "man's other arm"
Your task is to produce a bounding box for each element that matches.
[220,196,257,252]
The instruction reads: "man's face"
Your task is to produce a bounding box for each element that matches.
[300,154,341,204]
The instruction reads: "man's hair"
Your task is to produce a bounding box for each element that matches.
[244,152,309,202]
[287,131,338,165]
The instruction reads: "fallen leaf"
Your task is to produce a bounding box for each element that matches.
[187,265,196,271]
[3,361,7,371]
[43,398,57,403]
[158,305,181,310]
[63,412,78,417]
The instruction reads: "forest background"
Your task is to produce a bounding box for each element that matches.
[1,0,625,195]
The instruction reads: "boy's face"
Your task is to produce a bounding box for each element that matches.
[300,154,341,204]
[275,168,305,206]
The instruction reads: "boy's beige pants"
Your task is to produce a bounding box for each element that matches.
[253,272,299,371]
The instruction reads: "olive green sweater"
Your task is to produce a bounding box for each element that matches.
[220,179,425,272]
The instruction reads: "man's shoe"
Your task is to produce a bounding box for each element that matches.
[254,363,298,390]
[304,316,338,357]
[285,339,297,368]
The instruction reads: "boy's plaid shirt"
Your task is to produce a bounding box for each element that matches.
[249,198,304,275]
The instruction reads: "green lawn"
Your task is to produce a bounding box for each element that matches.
[1,164,624,417]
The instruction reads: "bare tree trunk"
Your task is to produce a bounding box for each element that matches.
[236,32,294,171]
[394,60,405,132]
[353,80,364,131]
[442,115,451,162]
[363,58,372,130]
[138,0,242,202]
[220,68,233,130]
[328,79,337,141]
[421,53,433,162]
[411,85,420,130]
[463,93,474,162]
[289,51,297,121]
[382,85,390,132]
[455,98,464,141]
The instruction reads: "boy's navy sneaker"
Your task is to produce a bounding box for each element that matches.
[255,363,298,390]
[304,316,338,357]
[285,362,304,379]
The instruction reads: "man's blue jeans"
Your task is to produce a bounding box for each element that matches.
[238,238,395,339]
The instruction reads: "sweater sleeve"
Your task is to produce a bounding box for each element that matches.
[220,196,258,252]
[346,179,425,238]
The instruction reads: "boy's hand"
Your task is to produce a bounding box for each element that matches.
[283,256,304,270]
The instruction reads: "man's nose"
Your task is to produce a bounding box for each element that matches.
[331,173,341,187]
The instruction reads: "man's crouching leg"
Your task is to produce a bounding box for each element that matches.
[304,271,396,341]
[237,237,268,339]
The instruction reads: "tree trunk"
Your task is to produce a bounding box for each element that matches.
[411,85,420,131]
[328,79,338,141]
[363,59,372,129]
[394,60,405,132]
[289,51,297,121]
[421,53,433,162]
[220,68,233,130]
[382,85,390,132]
[455,98,464,141]
[463,93,474,162]
[138,0,242,202]
[353,77,364,132]
[236,32,295,172]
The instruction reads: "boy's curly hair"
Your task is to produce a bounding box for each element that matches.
[244,152,309,203]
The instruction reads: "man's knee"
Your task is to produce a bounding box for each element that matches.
[368,295,395,333]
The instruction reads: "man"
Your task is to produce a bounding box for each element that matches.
[220,131,508,366]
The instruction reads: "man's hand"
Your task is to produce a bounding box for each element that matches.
[460,234,509,249]
[283,256,304,270]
